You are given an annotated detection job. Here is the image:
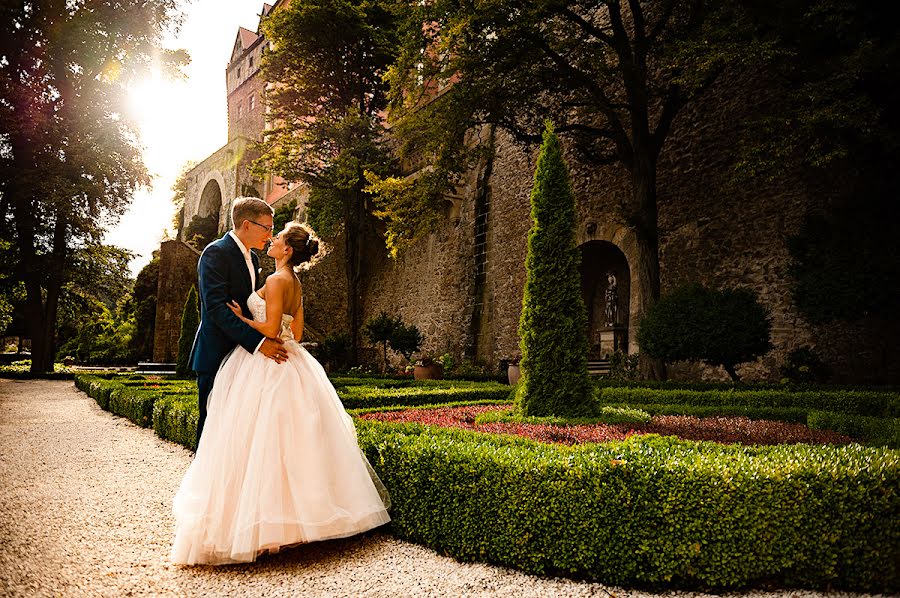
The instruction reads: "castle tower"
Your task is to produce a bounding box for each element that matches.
[226,4,273,142]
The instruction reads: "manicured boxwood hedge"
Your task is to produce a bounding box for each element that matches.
[152,393,200,451]
[75,375,126,410]
[74,374,900,590]
[807,411,900,448]
[357,420,900,591]
[337,384,511,409]
[597,386,898,417]
[74,374,510,450]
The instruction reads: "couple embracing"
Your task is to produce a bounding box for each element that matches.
[170,197,390,565]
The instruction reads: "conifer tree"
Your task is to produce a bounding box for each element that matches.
[176,286,199,378]
[517,123,594,417]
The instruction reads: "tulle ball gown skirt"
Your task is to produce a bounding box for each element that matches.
[170,343,390,565]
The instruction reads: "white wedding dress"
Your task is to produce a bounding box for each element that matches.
[171,292,391,565]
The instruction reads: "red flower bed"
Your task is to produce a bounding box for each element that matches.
[358,404,855,446]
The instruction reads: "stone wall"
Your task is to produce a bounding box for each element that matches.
[298,229,349,343]
[152,241,200,363]
[348,67,898,383]
[180,137,262,241]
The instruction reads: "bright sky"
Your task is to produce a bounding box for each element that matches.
[105,1,265,276]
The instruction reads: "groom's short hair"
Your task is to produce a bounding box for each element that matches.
[231,197,274,229]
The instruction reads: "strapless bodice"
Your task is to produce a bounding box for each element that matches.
[247,292,295,342]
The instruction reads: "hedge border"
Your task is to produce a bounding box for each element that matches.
[597,386,898,418]
[73,374,900,591]
[357,420,900,592]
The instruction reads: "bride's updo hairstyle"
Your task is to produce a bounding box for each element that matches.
[282,222,321,270]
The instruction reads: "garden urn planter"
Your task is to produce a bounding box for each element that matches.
[507,364,521,386]
[414,363,443,380]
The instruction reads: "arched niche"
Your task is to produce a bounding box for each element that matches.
[580,240,630,358]
[198,179,223,231]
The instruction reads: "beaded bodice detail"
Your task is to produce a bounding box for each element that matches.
[247,292,295,342]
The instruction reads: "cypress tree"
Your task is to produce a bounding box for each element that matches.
[176,286,200,378]
[517,122,594,417]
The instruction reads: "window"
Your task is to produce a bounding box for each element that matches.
[238,101,243,117]
[249,55,254,68]
[237,67,241,79]
[249,94,255,110]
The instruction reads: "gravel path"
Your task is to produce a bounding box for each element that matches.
[0,379,887,598]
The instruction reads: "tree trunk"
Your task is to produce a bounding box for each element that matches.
[723,363,740,383]
[343,186,364,366]
[628,151,667,381]
[23,212,67,374]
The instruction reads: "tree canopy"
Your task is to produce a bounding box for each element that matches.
[381,0,770,378]
[0,0,186,371]
[256,0,402,363]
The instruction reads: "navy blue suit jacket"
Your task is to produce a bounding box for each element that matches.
[189,233,265,374]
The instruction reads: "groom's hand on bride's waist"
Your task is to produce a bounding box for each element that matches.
[259,338,288,364]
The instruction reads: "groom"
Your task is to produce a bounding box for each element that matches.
[189,197,288,446]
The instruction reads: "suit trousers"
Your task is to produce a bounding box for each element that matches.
[196,372,216,448]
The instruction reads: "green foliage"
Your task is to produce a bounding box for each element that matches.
[780,347,830,384]
[170,160,196,232]
[129,255,159,361]
[607,351,640,381]
[54,246,140,365]
[638,284,773,381]
[358,421,899,591]
[475,406,651,426]
[256,0,403,364]
[317,332,353,372]
[595,385,899,418]
[75,372,900,588]
[384,0,769,267]
[363,312,423,371]
[364,311,397,372]
[273,200,297,234]
[183,214,219,251]
[152,393,200,451]
[517,123,593,417]
[176,286,199,377]
[364,168,447,258]
[305,186,344,239]
[338,383,510,410]
[807,411,900,449]
[731,0,900,182]
[0,1,187,372]
[390,322,424,362]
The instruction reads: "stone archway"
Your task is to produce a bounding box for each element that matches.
[577,220,643,354]
[580,241,630,358]
[198,178,223,230]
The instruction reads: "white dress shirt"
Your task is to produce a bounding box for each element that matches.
[228,231,265,353]
[228,230,256,290]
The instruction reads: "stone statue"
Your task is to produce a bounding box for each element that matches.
[604,272,618,327]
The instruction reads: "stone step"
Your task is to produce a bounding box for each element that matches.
[135,362,176,375]
[587,360,610,376]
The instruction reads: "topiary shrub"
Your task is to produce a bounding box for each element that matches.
[364,312,423,373]
[780,346,830,383]
[318,331,352,372]
[175,286,199,378]
[517,122,594,417]
[638,283,773,382]
[391,321,424,364]
[364,312,396,373]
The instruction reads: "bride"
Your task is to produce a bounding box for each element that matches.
[170,222,390,565]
